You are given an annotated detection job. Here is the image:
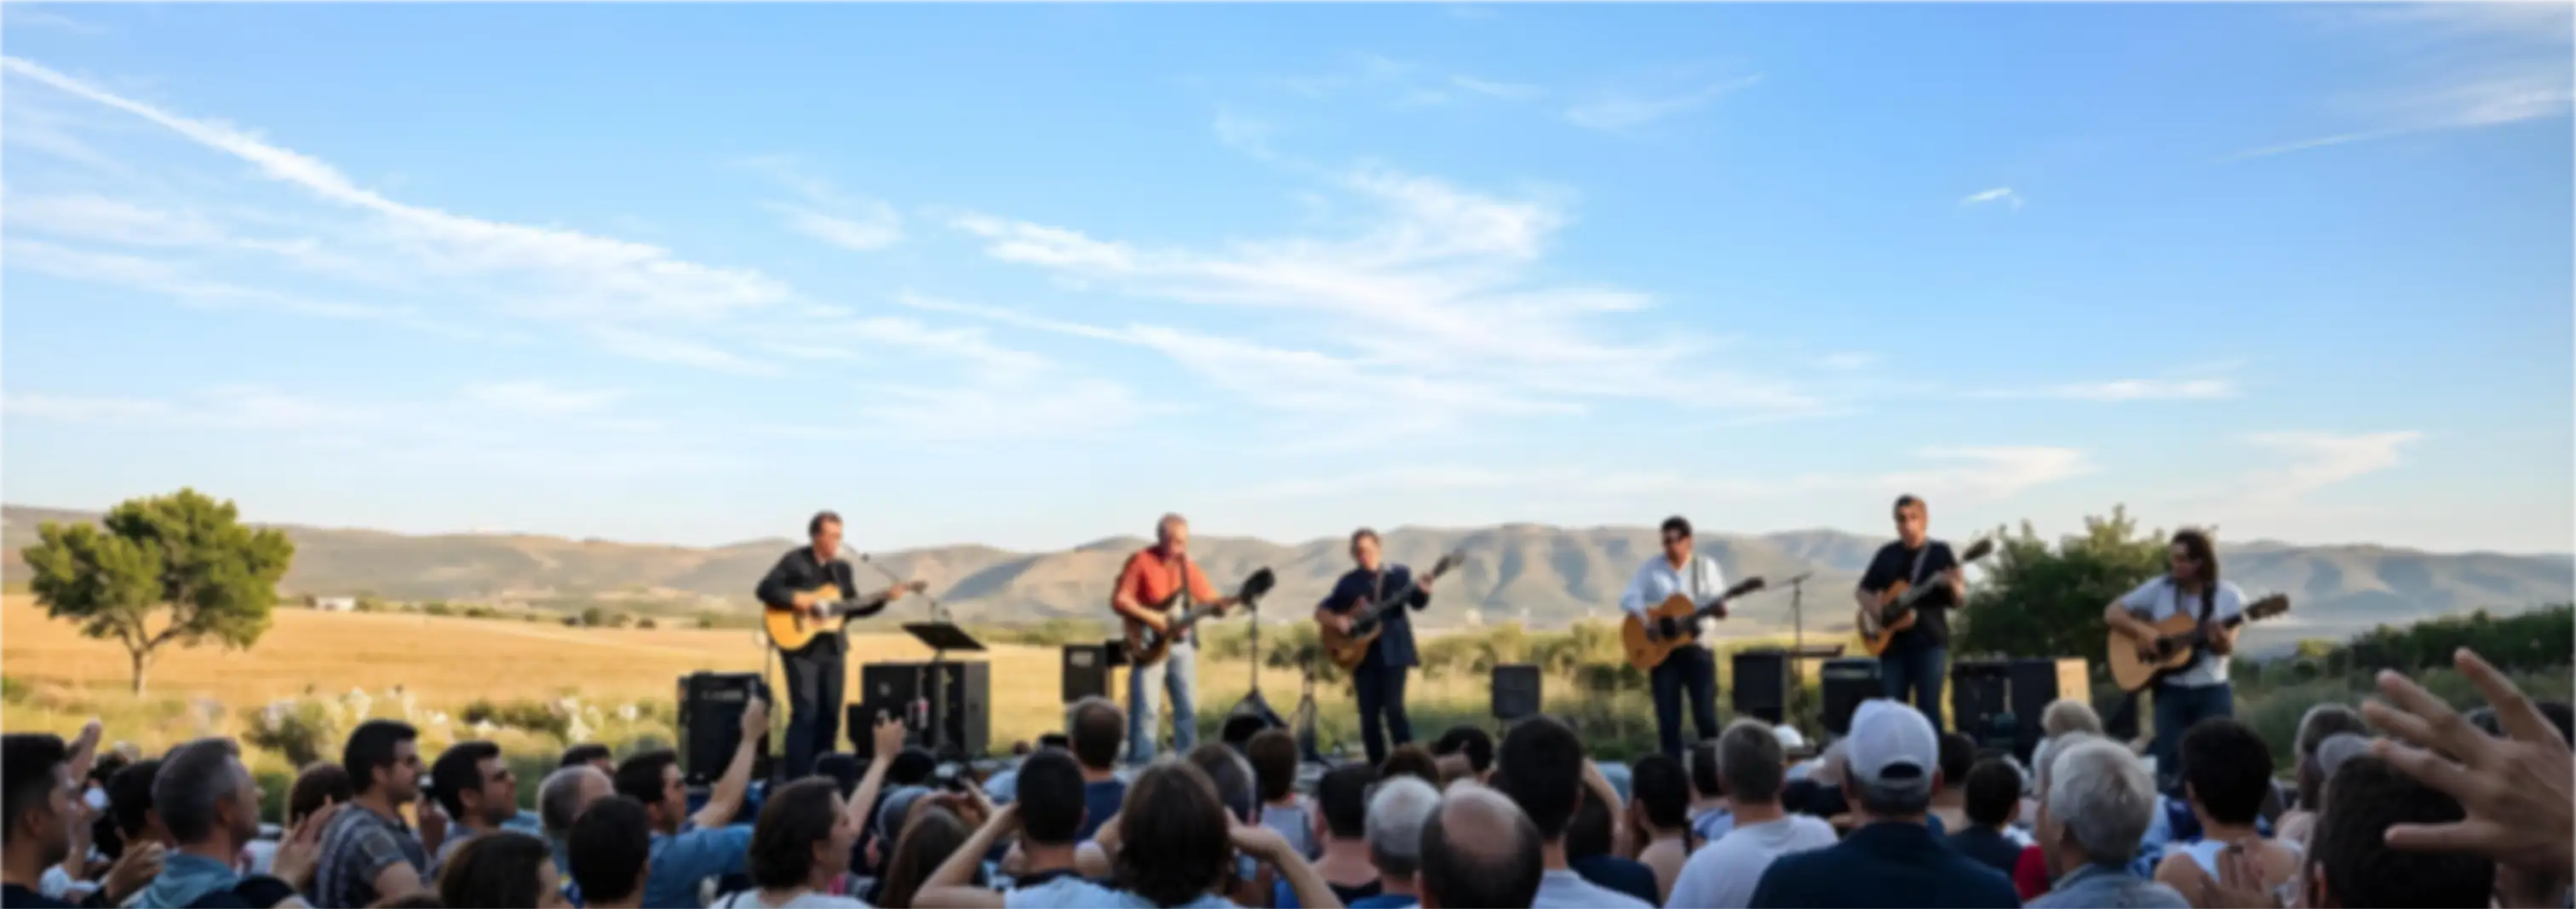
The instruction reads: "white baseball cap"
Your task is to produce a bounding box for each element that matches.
[1845,699,1939,797]
[1771,724,1809,752]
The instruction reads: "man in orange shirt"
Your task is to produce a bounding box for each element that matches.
[1110,513,1248,764]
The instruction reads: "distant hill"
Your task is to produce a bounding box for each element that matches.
[6,505,2567,650]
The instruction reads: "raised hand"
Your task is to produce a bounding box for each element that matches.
[1226,814,1296,865]
[271,803,346,889]
[2361,648,2575,883]
[103,842,164,905]
[739,695,772,739]
[872,713,907,762]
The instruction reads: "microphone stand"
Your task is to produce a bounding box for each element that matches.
[1783,572,1814,741]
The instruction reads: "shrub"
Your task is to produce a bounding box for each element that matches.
[637,618,658,630]
[246,698,342,768]
[460,698,572,741]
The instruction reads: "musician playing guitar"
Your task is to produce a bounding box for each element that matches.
[1110,513,1249,765]
[1619,516,1730,758]
[2102,528,2244,782]
[1315,527,1436,764]
[754,510,920,780]
[1856,495,1966,731]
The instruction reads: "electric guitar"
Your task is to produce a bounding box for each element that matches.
[1856,538,1996,657]
[2107,593,2292,692]
[764,580,927,652]
[1122,567,1277,667]
[1318,552,1466,671]
[1621,577,1769,672]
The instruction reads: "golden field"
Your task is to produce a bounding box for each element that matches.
[1,594,1850,768]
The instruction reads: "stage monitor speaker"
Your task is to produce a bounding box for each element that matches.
[676,672,771,786]
[1061,644,1112,704]
[1949,659,2015,751]
[1819,658,1882,738]
[2007,657,2089,764]
[1731,648,1791,725]
[854,661,991,760]
[1492,664,1542,722]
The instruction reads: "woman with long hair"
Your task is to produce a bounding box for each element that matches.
[872,808,972,909]
[711,778,866,909]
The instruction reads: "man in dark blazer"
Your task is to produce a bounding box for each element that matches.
[1316,527,1435,765]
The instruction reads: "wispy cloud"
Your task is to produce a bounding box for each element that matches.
[2030,378,2235,401]
[735,156,905,251]
[1816,352,1877,371]
[943,164,1821,420]
[1449,74,1543,101]
[2332,3,2573,46]
[0,5,105,35]
[3,57,795,322]
[1958,187,2023,210]
[462,381,625,416]
[1232,446,2091,506]
[1564,74,1763,132]
[2229,4,2572,160]
[2244,430,2426,500]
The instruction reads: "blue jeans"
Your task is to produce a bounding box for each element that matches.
[1352,663,1413,765]
[1650,646,1721,757]
[1880,645,1948,733]
[1127,639,1197,764]
[2150,682,2234,781]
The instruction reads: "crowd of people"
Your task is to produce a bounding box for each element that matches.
[5,647,2569,909]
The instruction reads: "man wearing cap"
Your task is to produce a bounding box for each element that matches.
[1747,701,2021,908]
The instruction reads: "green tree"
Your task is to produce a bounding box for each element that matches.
[21,489,295,694]
[1952,506,2170,664]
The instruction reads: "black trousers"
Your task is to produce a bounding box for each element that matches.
[1651,646,1722,758]
[1353,662,1414,765]
[780,643,845,780]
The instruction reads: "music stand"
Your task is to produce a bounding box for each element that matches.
[904,623,986,758]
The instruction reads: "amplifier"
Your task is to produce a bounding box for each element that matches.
[1818,658,1883,738]
[1491,664,1542,722]
[855,661,990,760]
[1062,644,1112,704]
[675,672,771,787]
[1731,648,1792,725]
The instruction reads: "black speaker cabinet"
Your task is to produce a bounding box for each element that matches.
[1061,644,1112,704]
[675,672,771,786]
[854,661,991,760]
[1818,658,1883,738]
[1731,648,1791,725]
[1491,664,1542,722]
[1950,659,2015,747]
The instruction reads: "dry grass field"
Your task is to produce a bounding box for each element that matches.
[2,595,1848,768]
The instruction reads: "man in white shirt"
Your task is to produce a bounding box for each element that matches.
[1667,720,1837,909]
[1619,515,1731,758]
[2100,528,2246,785]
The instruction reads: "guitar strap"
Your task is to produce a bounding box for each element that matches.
[1171,552,1196,648]
[1906,543,1932,589]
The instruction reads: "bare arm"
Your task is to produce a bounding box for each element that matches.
[915,804,1015,909]
[846,715,904,830]
[371,861,427,904]
[691,695,770,831]
[1236,822,1343,909]
[2104,601,2161,643]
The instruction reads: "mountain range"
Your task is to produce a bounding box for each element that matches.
[6,505,2568,650]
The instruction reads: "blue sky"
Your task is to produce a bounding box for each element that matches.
[3,2,2568,555]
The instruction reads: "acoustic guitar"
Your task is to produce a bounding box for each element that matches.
[1621,577,1768,672]
[1318,552,1466,671]
[1122,567,1277,668]
[764,580,926,652]
[2106,593,2291,692]
[1856,538,1996,658]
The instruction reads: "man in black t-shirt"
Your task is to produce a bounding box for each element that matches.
[754,510,916,780]
[1855,495,1965,732]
